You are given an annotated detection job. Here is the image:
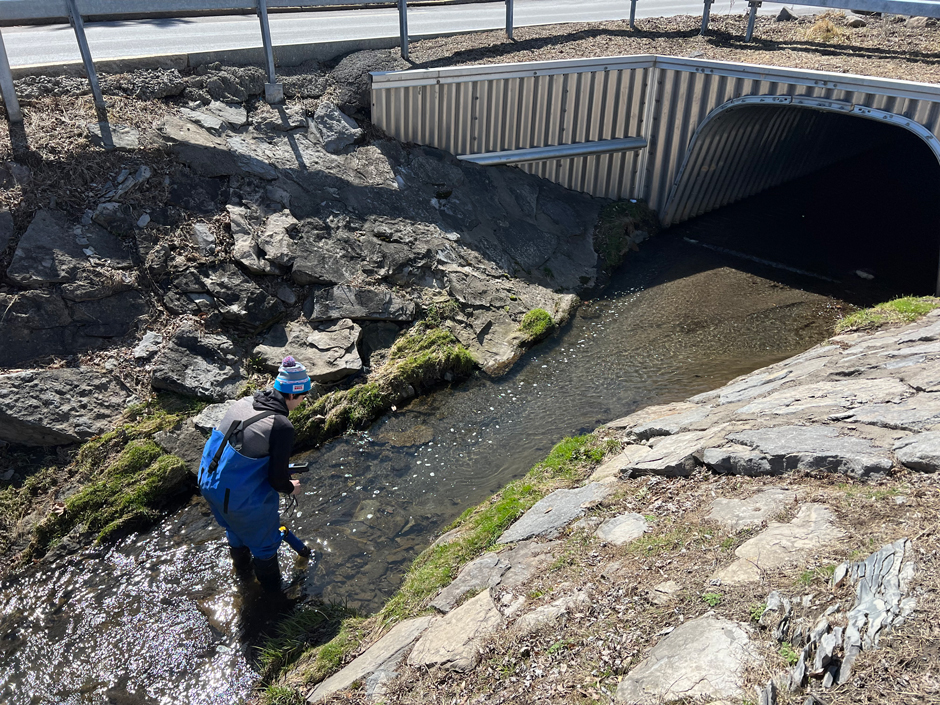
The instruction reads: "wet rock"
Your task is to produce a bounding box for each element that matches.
[712,504,845,585]
[513,589,592,636]
[894,431,940,472]
[309,616,435,702]
[707,488,799,531]
[151,327,242,400]
[725,425,893,479]
[309,102,362,153]
[616,615,757,704]
[595,512,647,545]
[86,123,139,151]
[304,285,416,323]
[430,553,510,613]
[497,482,612,544]
[0,368,134,446]
[330,50,409,116]
[408,589,503,672]
[133,332,164,360]
[253,318,362,383]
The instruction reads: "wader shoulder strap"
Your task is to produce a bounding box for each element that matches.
[206,411,276,476]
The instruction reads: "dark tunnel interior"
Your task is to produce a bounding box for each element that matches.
[673,111,940,301]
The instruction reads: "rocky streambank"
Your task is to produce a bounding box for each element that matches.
[0,50,643,568]
[277,311,940,705]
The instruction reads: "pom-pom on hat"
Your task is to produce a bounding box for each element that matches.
[274,355,312,394]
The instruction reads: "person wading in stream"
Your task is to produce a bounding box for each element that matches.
[197,356,310,592]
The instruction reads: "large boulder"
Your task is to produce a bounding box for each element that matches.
[253,318,362,383]
[309,102,362,154]
[0,368,134,446]
[151,327,242,401]
[304,285,415,322]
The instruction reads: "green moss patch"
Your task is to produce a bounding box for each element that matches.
[19,396,196,560]
[835,296,940,334]
[291,325,476,449]
[593,199,660,271]
[518,308,554,345]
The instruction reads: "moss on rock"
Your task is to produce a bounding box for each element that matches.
[291,325,476,449]
[518,308,555,345]
[835,296,940,334]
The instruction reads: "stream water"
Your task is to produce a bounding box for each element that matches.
[1,138,933,704]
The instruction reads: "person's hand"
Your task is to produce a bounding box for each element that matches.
[291,479,301,495]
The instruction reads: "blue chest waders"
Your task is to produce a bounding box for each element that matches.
[198,412,283,560]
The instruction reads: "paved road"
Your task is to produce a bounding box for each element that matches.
[2,0,806,68]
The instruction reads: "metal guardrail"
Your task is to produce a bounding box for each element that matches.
[0,0,517,128]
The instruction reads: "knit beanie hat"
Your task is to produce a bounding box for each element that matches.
[273,355,312,394]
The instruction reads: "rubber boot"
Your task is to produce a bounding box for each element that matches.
[229,545,252,575]
[253,554,282,593]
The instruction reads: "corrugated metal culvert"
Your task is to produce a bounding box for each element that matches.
[372,55,940,227]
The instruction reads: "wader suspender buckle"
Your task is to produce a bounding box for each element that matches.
[205,411,276,477]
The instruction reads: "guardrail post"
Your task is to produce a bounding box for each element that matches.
[65,0,106,113]
[745,1,762,41]
[399,0,409,60]
[700,0,714,34]
[0,30,22,123]
[506,0,514,39]
[257,0,283,103]
[630,0,638,29]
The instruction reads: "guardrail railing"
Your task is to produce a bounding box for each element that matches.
[0,0,517,127]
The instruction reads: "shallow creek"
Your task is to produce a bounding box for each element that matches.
[0,168,904,703]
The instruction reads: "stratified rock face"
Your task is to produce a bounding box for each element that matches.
[151,327,242,401]
[407,589,504,672]
[253,318,362,383]
[615,616,757,704]
[303,285,416,323]
[893,431,940,472]
[0,368,133,446]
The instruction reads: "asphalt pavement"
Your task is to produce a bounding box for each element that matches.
[2,0,807,68]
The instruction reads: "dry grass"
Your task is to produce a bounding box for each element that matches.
[805,13,851,44]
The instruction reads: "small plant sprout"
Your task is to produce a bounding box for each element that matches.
[702,592,722,608]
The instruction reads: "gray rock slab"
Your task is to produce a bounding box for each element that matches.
[0,209,14,252]
[894,432,940,472]
[843,394,940,431]
[595,512,648,546]
[513,590,591,636]
[630,405,711,440]
[900,364,940,392]
[253,318,362,384]
[712,504,845,585]
[205,100,248,127]
[727,425,893,478]
[702,444,774,476]
[178,107,227,135]
[192,400,237,433]
[0,368,133,446]
[497,540,559,590]
[430,552,509,613]
[151,327,242,401]
[718,369,792,405]
[631,430,718,477]
[7,209,86,286]
[304,285,416,323]
[497,482,612,544]
[898,319,940,343]
[407,589,503,672]
[615,615,757,704]
[589,444,653,482]
[707,488,798,531]
[157,115,239,177]
[310,101,363,153]
[87,122,139,151]
[133,332,163,360]
[647,580,681,606]
[605,401,701,431]
[736,379,912,417]
[309,616,434,703]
